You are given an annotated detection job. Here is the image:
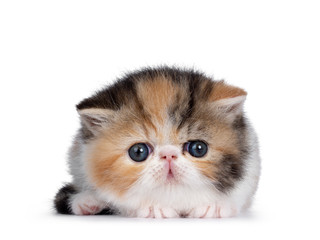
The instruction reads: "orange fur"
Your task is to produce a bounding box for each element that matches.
[136,77,183,125]
[210,81,247,101]
[86,118,147,197]
[191,158,217,181]
[87,136,144,197]
[190,122,241,181]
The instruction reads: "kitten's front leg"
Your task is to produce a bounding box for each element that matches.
[135,206,179,218]
[188,203,238,218]
[70,191,106,215]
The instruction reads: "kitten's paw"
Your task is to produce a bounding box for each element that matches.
[135,207,155,218]
[135,206,179,218]
[188,205,217,218]
[188,203,238,218]
[153,207,179,218]
[217,203,238,218]
[71,192,106,215]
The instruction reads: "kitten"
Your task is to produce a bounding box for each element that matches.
[54,67,261,218]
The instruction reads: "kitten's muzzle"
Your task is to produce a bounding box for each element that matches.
[159,145,180,181]
[159,145,179,162]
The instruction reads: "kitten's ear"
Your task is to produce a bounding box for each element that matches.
[210,81,247,122]
[77,108,114,135]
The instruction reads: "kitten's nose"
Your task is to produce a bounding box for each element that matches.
[159,145,179,161]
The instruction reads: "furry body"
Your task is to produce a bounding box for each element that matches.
[54,67,260,218]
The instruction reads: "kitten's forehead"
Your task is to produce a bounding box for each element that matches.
[77,67,247,145]
[134,76,186,140]
[133,73,213,138]
[136,76,185,125]
[111,73,222,146]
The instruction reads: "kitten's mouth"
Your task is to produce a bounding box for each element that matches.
[166,168,178,183]
[164,161,178,183]
[167,169,174,179]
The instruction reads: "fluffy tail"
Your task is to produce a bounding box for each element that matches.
[54,183,77,214]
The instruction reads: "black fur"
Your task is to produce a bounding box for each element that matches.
[176,75,196,129]
[213,154,244,193]
[54,184,77,214]
[76,77,137,111]
[96,208,118,215]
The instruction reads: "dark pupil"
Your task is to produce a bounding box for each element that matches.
[189,141,207,157]
[129,143,149,162]
[134,146,144,155]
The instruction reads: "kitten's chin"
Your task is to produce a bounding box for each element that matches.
[164,178,179,185]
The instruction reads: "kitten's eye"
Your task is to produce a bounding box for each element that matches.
[128,143,150,162]
[184,141,208,158]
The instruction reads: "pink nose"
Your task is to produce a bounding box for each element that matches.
[159,146,179,161]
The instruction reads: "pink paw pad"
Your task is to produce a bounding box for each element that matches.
[78,204,101,215]
[71,193,105,215]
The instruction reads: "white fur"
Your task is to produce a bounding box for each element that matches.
[212,95,247,123]
[68,118,261,218]
[70,191,106,215]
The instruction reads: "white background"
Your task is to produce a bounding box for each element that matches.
[1,0,319,239]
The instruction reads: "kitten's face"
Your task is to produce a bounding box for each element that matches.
[79,72,248,198]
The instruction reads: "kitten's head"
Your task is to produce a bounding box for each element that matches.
[77,67,249,198]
